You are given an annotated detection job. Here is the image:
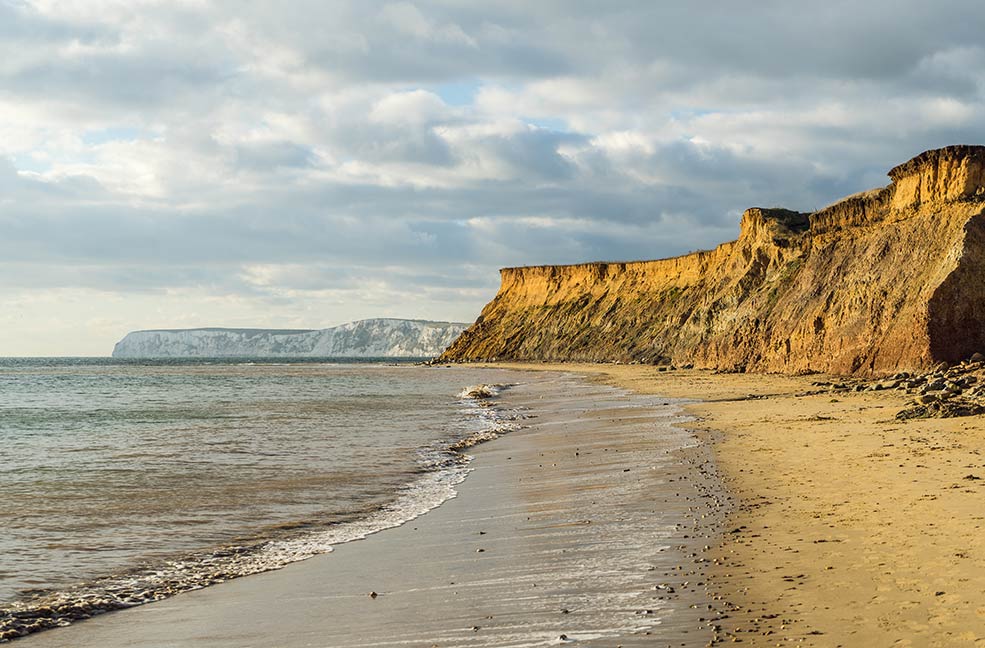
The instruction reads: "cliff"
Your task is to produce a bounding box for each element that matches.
[440,145,985,375]
[113,319,468,358]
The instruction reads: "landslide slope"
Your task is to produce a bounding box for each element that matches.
[440,146,985,375]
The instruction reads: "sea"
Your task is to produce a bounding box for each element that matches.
[0,358,521,637]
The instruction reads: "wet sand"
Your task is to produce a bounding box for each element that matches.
[22,371,726,647]
[512,364,985,647]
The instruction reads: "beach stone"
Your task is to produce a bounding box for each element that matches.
[972,352,985,363]
[915,395,938,405]
[934,361,950,372]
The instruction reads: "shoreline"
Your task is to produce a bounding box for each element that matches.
[495,363,985,647]
[20,369,725,647]
[0,365,526,643]
[21,360,979,646]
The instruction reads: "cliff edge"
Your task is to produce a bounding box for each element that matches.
[440,145,985,375]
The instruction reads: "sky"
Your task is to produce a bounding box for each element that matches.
[3,0,985,355]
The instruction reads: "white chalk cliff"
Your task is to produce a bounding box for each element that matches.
[112,319,468,358]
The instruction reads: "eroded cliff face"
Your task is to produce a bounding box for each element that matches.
[440,146,985,375]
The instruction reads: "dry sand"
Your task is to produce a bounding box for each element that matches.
[509,363,985,647]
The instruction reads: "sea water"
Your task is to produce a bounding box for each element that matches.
[0,358,520,635]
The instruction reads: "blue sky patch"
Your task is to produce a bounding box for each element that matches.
[431,81,481,106]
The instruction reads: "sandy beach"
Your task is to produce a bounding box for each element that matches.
[17,362,985,647]
[515,364,985,647]
[20,370,724,647]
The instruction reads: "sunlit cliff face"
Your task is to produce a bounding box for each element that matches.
[442,146,985,375]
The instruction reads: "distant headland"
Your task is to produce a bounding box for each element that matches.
[112,318,468,358]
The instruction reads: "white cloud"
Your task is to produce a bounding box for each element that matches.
[369,90,450,125]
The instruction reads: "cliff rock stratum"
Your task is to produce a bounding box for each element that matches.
[441,145,985,375]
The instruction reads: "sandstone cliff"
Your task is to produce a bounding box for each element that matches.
[440,146,985,375]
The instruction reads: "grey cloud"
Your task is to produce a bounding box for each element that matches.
[233,141,316,170]
[7,49,234,113]
[0,156,742,276]
[328,123,456,166]
[5,1,985,351]
[0,2,112,44]
[481,128,582,181]
[233,1,573,83]
[3,1,985,110]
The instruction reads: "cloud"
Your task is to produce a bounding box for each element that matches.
[379,2,477,48]
[369,89,450,125]
[4,0,985,354]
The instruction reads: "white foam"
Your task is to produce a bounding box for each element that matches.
[458,383,508,399]
[259,459,472,563]
[235,384,524,567]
